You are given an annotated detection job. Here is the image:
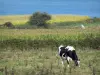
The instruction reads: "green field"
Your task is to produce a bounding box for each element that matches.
[0,48,100,75]
[0,27,100,75]
[0,26,100,50]
[0,15,100,75]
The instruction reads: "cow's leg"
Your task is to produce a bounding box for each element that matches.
[61,57,64,66]
[67,57,70,67]
[77,60,80,67]
[67,60,69,67]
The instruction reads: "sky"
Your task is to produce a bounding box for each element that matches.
[0,0,100,17]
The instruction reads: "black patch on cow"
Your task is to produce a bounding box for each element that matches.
[67,50,78,61]
[59,47,68,57]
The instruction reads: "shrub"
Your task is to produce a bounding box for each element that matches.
[3,22,14,28]
[85,17,100,23]
[28,12,51,28]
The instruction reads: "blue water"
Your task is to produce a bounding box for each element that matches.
[0,0,100,17]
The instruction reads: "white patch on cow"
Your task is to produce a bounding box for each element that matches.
[65,46,75,51]
[67,56,72,61]
[77,60,80,64]
[67,57,72,67]
[77,60,80,67]
[62,53,67,60]
[58,45,64,54]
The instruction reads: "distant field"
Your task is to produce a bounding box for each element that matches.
[48,15,90,24]
[0,15,90,25]
[0,26,100,49]
[0,26,100,40]
[0,15,29,25]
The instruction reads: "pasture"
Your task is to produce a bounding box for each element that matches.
[0,48,100,75]
[0,26,100,49]
[0,15,100,75]
[0,26,100,75]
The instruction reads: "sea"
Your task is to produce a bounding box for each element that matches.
[0,0,100,17]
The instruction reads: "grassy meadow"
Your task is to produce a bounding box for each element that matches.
[0,26,100,50]
[0,15,100,75]
[0,27,100,75]
[0,48,100,75]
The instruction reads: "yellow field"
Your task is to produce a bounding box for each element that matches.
[0,15,90,25]
[48,15,90,24]
[0,15,30,25]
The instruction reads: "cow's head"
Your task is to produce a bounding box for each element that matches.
[74,59,80,67]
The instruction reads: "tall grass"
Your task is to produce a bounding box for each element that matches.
[0,49,100,75]
[0,27,100,50]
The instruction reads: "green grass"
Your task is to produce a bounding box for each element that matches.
[0,14,100,75]
[0,26,100,39]
[0,26,100,49]
[0,48,100,75]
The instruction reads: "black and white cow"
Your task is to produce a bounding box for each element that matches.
[58,45,80,67]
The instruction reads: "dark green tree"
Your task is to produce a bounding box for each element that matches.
[29,12,51,28]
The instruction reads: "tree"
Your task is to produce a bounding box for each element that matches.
[29,12,51,28]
